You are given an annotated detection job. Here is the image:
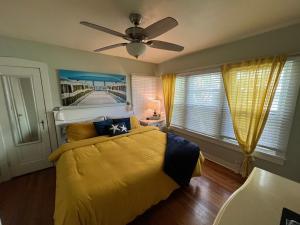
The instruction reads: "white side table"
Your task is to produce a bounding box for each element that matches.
[213,167,300,225]
[139,119,165,129]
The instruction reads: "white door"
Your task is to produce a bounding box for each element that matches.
[0,66,52,177]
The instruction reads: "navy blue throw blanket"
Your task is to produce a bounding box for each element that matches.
[164,132,200,186]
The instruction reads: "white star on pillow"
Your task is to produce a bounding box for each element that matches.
[110,124,120,134]
[120,124,128,132]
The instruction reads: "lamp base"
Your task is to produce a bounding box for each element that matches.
[147,112,161,120]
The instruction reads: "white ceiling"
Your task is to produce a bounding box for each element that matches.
[1,0,300,63]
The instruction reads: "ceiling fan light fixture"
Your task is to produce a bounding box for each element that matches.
[81,13,184,58]
[126,42,146,58]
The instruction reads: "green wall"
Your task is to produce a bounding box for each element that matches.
[158,23,300,74]
[159,23,300,181]
[1,23,300,181]
[0,36,157,107]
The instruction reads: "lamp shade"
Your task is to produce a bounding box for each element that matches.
[147,99,161,113]
[126,42,146,58]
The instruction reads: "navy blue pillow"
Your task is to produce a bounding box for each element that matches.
[112,117,131,130]
[108,122,129,136]
[93,119,113,135]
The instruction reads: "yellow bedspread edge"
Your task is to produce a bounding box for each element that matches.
[49,126,158,162]
[49,126,205,176]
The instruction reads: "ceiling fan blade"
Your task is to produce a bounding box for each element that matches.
[147,40,184,52]
[143,17,178,39]
[94,43,127,52]
[80,21,126,38]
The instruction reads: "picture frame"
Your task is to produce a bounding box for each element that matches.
[58,69,127,107]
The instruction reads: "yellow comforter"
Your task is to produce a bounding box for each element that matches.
[49,126,203,225]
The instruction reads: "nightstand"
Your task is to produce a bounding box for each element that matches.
[139,119,165,129]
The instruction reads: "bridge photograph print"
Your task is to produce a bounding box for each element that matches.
[58,69,127,107]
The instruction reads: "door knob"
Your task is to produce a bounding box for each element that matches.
[40,120,45,130]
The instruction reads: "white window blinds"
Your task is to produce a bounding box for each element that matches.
[173,70,225,137]
[172,56,300,152]
[131,75,161,119]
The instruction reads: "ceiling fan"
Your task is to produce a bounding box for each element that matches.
[80,13,184,58]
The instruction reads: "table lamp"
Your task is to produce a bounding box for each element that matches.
[147,99,161,119]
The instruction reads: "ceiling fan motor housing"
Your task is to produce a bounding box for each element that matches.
[125,27,146,41]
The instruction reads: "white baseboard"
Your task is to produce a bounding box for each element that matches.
[203,151,241,174]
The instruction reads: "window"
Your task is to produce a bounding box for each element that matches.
[172,57,300,153]
[131,75,162,119]
[172,70,225,137]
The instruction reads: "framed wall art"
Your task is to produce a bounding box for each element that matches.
[58,69,127,107]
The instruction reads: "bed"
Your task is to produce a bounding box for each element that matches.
[49,125,204,225]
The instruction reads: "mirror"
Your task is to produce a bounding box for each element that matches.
[2,76,40,144]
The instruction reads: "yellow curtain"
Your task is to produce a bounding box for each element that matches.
[161,73,176,128]
[221,56,286,177]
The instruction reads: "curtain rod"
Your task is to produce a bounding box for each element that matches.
[169,51,300,76]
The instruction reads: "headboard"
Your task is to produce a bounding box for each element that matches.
[54,105,134,146]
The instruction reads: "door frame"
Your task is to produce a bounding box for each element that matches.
[0,57,56,182]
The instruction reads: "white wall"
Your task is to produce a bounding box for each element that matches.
[158,23,300,182]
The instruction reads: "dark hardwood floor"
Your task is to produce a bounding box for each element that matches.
[0,160,244,225]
